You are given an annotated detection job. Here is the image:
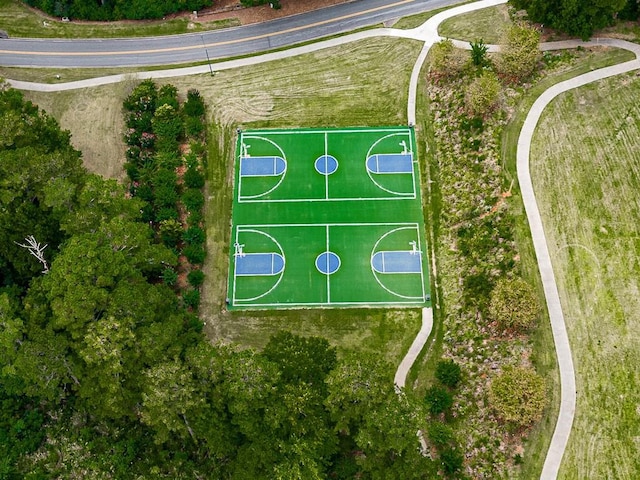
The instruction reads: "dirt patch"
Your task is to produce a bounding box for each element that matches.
[188,0,356,26]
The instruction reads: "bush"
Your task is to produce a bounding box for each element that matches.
[435,360,462,389]
[161,267,178,286]
[182,188,204,213]
[153,184,178,209]
[187,269,205,287]
[187,210,203,226]
[156,85,179,110]
[439,446,463,477]
[159,219,183,247]
[424,386,454,416]
[153,168,178,188]
[427,421,454,449]
[183,89,205,117]
[155,207,179,222]
[185,116,205,139]
[465,70,501,116]
[183,167,205,189]
[470,39,489,67]
[156,151,181,170]
[183,289,200,309]
[489,365,547,426]
[123,80,157,112]
[183,245,205,264]
[429,39,467,79]
[489,277,540,331]
[496,22,541,82]
[183,226,205,245]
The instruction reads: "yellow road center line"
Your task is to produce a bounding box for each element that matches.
[0,0,415,57]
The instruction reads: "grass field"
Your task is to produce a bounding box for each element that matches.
[0,0,238,38]
[530,72,640,479]
[228,127,429,308]
[438,4,511,43]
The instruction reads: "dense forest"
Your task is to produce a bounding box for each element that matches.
[23,0,280,21]
[23,0,214,21]
[0,80,460,478]
[510,0,640,39]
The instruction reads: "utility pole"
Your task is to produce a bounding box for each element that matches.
[201,35,214,76]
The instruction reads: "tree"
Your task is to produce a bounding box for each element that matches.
[465,70,502,116]
[141,359,203,443]
[497,22,541,82]
[262,331,337,390]
[489,276,541,331]
[489,365,547,426]
[510,0,626,39]
[0,87,86,285]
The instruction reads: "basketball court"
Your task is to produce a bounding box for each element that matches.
[227,126,430,308]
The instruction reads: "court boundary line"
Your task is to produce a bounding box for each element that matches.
[233,222,427,307]
[237,128,417,203]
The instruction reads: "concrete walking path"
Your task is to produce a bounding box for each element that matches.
[394,307,433,389]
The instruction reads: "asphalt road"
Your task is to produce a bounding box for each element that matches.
[0,0,461,68]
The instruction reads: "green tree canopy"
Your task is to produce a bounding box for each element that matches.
[510,0,626,39]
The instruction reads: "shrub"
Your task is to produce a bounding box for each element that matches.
[156,151,181,170]
[424,385,454,416]
[155,207,179,222]
[470,39,489,67]
[435,359,462,389]
[123,80,157,112]
[185,116,205,138]
[183,226,205,245]
[429,39,467,79]
[134,184,154,202]
[427,421,454,449]
[182,188,204,213]
[159,219,183,247]
[489,365,547,426]
[153,184,178,209]
[187,269,205,287]
[153,168,178,188]
[156,84,179,110]
[183,289,200,309]
[183,89,205,117]
[439,446,463,476]
[188,211,203,226]
[489,277,540,331]
[497,22,541,82]
[465,70,501,116]
[161,267,178,286]
[183,245,206,264]
[183,167,205,189]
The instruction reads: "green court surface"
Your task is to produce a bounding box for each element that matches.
[227,126,430,309]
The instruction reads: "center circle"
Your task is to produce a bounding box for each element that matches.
[314,155,338,175]
[315,251,341,275]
